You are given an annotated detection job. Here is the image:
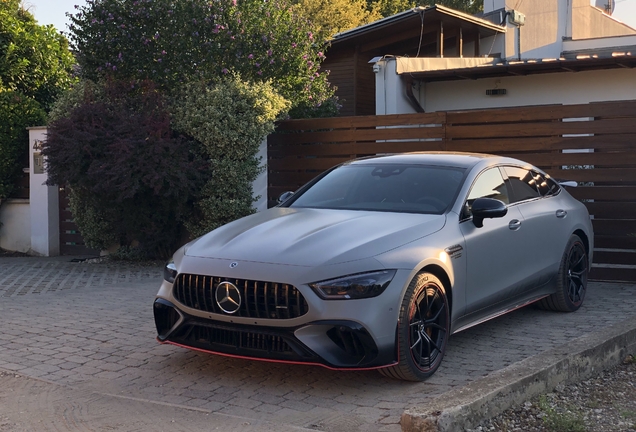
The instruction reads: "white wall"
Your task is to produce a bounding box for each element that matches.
[421,68,636,112]
[0,199,31,253]
[28,127,59,256]
[375,57,636,114]
[374,59,418,115]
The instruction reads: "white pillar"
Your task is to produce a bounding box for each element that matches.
[28,127,60,256]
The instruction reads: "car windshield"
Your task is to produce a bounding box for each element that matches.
[289,164,465,214]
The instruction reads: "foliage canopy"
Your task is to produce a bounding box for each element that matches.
[68,0,337,118]
[0,91,46,199]
[291,0,381,38]
[368,0,483,17]
[0,0,75,111]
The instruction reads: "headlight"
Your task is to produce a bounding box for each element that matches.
[309,270,396,300]
[163,261,177,283]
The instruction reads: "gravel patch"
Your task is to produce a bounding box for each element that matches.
[469,354,636,432]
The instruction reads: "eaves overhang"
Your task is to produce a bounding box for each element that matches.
[330,4,505,47]
[401,54,636,83]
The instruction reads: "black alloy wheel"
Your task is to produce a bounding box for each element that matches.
[538,234,588,312]
[379,272,449,381]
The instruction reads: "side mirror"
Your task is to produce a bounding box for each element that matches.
[558,180,577,188]
[471,198,507,228]
[277,191,295,204]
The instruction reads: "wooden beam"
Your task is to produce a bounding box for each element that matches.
[353,45,359,116]
[437,22,444,58]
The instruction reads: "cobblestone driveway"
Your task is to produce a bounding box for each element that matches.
[1,257,634,431]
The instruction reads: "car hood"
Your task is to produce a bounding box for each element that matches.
[185,208,446,267]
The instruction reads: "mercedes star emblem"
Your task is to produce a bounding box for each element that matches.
[215,281,241,314]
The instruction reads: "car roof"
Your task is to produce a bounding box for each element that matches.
[345,152,498,169]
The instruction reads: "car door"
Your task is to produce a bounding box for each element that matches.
[460,167,533,316]
[503,166,571,285]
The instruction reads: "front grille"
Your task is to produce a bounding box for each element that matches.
[173,274,309,319]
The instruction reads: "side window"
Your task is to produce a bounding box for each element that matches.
[504,167,541,203]
[462,168,509,219]
[504,167,561,201]
[538,175,561,197]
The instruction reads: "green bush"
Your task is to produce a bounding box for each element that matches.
[0,91,46,199]
[172,77,290,236]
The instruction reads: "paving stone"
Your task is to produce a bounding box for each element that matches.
[0,257,634,432]
[279,399,315,412]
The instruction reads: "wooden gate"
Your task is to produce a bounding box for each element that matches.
[268,100,636,282]
[58,186,99,256]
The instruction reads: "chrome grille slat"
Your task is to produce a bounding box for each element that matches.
[254,282,269,318]
[194,275,201,309]
[173,274,308,319]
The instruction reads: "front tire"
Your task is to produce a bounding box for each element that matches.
[538,234,588,312]
[379,272,449,381]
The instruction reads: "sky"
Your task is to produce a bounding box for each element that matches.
[23,0,636,34]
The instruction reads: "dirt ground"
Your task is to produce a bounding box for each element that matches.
[470,355,636,432]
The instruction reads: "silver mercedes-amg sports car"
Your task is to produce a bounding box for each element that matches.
[154,152,593,381]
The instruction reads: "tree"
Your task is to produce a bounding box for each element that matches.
[68,0,337,118]
[367,0,483,18]
[0,0,74,199]
[0,91,45,199]
[291,0,382,39]
[0,0,75,111]
[436,0,483,14]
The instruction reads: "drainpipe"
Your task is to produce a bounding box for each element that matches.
[403,76,425,113]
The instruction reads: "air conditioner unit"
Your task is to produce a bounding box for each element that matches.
[508,10,526,26]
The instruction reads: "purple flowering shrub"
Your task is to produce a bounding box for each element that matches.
[42,80,209,258]
[68,0,337,118]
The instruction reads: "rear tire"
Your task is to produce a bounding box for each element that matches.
[379,272,449,381]
[538,234,588,312]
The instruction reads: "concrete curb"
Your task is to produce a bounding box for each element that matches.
[401,315,636,432]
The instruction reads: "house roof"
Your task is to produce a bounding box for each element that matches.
[400,53,636,82]
[330,5,505,48]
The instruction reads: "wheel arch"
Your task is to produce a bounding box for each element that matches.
[573,229,590,256]
[421,264,453,315]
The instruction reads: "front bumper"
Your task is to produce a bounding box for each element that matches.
[153,298,397,369]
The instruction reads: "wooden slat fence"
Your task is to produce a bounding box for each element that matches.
[268,100,636,282]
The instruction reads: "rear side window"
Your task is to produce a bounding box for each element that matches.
[504,167,541,202]
[504,166,560,203]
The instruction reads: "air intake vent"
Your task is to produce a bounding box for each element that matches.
[486,88,507,96]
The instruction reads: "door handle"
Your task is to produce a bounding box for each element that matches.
[509,219,522,230]
[556,209,567,218]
